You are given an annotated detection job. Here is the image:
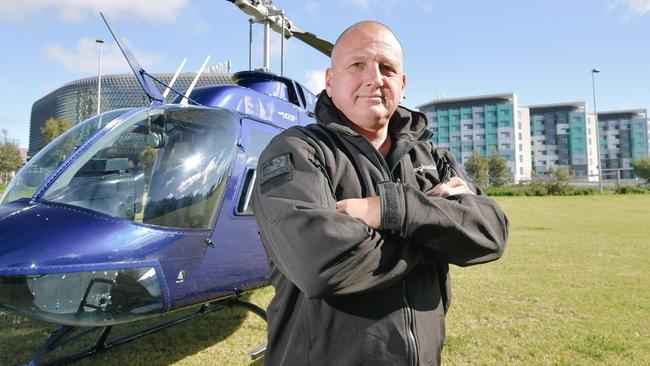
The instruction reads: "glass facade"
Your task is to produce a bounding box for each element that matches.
[597,110,649,179]
[419,94,526,183]
[528,103,589,177]
[29,72,232,157]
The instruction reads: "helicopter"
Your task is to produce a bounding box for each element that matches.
[0,1,333,364]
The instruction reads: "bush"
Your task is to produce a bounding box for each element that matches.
[485,186,524,196]
[484,183,596,197]
[615,185,649,194]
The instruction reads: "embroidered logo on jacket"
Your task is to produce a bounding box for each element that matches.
[260,152,294,193]
[414,164,436,173]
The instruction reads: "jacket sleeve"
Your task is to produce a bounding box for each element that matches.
[377,148,509,266]
[253,132,422,299]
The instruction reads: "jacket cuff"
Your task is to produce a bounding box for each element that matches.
[377,182,405,236]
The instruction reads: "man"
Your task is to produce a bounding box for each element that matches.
[253,21,508,366]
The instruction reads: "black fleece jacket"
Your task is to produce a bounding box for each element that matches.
[253,94,509,366]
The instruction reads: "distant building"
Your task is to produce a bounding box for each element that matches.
[29,71,232,157]
[417,93,531,184]
[595,109,648,179]
[528,102,598,181]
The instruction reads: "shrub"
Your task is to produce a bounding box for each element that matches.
[615,185,648,194]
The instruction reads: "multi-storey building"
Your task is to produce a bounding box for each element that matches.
[528,102,598,180]
[29,71,232,157]
[595,109,649,179]
[416,93,531,184]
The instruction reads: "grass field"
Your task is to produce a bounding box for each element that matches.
[1,195,649,365]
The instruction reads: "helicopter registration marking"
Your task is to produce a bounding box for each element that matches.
[278,111,297,122]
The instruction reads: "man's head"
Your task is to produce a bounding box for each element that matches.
[325,21,406,133]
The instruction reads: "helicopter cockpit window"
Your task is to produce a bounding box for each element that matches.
[1,109,133,204]
[40,106,239,229]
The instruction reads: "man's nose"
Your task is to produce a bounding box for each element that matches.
[364,63,383,88]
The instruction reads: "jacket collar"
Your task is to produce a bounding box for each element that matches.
[314,93,431,142]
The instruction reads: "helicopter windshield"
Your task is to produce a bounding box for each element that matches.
[38,105,239,229]
[1,109,133,204]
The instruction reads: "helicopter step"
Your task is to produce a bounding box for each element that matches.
[25,296,267,366]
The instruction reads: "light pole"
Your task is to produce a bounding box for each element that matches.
[96,39,104,115]
[591,68,602,192]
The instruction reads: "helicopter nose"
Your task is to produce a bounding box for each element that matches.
[0,266,164,326]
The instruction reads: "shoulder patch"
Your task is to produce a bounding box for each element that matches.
[260,152,294,193]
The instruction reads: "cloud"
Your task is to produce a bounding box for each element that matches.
[610,0,650,17]
[305,69,326,93]
[43,37,160,74]
[0,0,189,23]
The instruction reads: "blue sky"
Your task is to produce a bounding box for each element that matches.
[1,0,649,148]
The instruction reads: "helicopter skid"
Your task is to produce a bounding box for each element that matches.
[26,296,267,366]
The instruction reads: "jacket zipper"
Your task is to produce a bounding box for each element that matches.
[403,281,419,366]
[343,131,421,365]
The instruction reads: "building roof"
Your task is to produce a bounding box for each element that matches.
[527,101,585,110]
[597,108,647,116]
[416,92,515,109]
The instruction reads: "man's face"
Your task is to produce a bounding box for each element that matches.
[325,24,407,132]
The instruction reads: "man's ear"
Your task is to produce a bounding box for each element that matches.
[325,68,333,97]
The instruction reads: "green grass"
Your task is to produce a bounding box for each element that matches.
[2,195,649,365]
[444,195,650,365]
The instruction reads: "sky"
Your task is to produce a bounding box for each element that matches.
[1,0,649,148]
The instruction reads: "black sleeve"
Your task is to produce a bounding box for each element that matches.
[377,148,509,266]
[253,132,422,299]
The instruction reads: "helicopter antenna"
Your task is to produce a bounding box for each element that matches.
[181,55,211,105]
[228,0,334,67]
[100,13,164,105]
[162,57,187,98]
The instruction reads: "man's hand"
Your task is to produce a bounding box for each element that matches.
[426,177,474,198]
[336,196,381,230]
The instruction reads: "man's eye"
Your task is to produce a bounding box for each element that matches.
[350,62,363,68]
[380,65,396,75]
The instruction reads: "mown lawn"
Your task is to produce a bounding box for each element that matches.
[1,195,649,365]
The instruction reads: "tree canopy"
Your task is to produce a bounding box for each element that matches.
[632,157,650,184]
[0,130,24,185]
[465,151,489,188]
[41,117,72,145]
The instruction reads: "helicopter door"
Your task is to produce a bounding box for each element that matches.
[197,118,281,293]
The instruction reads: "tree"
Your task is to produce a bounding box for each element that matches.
[464,151,488,188]
[0,130,24,185]
[41,117,72,144]
[488,150,512,187]
[554,167,571,184]
[632,157,650,184]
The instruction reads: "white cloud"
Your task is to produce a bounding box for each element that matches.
[0,0,189,23]
[610,0,650,17]
[43,37,160,74]
[305,69,326,93]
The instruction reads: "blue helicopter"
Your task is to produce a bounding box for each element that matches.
[0,1,333,364]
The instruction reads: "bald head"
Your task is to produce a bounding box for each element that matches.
[331,21,404,67]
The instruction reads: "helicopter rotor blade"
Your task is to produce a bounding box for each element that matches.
[287,27,332,57]
[227,0,333,57]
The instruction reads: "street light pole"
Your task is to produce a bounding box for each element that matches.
[591,68,602,192]
[96,39,104,115]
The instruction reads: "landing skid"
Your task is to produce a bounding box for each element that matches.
[26,297,267,366]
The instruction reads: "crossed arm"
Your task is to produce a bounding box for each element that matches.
[336,176,474,230]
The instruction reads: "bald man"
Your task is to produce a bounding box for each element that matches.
[253,21,508,365]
